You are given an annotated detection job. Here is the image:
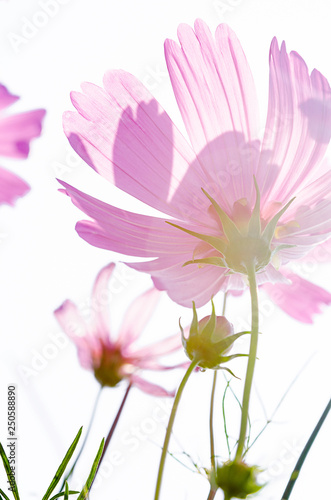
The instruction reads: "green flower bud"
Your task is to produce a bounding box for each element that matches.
[216,460,263,499]
[180,300,248,370]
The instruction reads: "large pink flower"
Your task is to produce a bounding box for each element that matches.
[0,83,45,206]
[54,263,183,396]
[60,20,331,307]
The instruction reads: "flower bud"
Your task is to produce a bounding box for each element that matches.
[216,460,263,499]
[180,300,247,370]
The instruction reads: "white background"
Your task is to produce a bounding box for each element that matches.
[0,0,331,499]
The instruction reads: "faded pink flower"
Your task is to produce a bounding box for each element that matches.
[54,263,183,396]
[60,20,331,307]
[0,83,45,206]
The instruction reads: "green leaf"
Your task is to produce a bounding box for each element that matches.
[77,439,104,500]
[218,366,241,379]
[49,491,79,500]
[64,482,69,500]
[42,427,83,500]
[189,301,198,336]
[0,443,20,500]
[0,487,11,500]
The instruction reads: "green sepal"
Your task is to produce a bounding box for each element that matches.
[201,188,241,241]
[248,177,261,237]
[183,257,227,268]
[200,298,216,340]
[217,353,249,363]
[262,197,295,243]
[189,301,199,337]
[166,221,227,254]
[0,442,20,500]
[41,427,82,500]
[217,366,241,379]
[213,331,250,352]
[77,438,104,500]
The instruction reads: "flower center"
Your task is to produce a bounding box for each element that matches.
[93,346,127,387]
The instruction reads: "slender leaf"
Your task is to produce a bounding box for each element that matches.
[0,487,11,500]
[77,439,104,500]
[49,491,79,500]
[42,427,83,500]
[0,443,20,500]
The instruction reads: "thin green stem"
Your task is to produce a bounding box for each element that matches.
[235,264,259,461]
[59,387,102,492]
[154,358,198,500]
[281,397,331,500]
[209,371,217,472]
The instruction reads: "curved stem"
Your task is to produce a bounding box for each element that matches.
[59,387,102,491]
[209,371,217,472]
[93,382,132,483]
[207,486,217,500]
[281,397,331,499]
[154,359,198,500]
[235,264,259,461]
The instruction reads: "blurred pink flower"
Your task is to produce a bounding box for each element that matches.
[54,263,183,396]
[60,20,331,307]
[0,83,45,206]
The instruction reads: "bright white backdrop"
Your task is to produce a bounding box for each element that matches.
[0,0,331,499]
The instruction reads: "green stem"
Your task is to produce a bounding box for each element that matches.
[281,397,331,499]
[59,387,102,492]
[154,358,199,500]
[209,371,217,472]
[235,264,259,461]
[206,486,217,500]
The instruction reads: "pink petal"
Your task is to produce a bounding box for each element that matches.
[0,166,30,206]
[262,271,331,323]
[130,375,175,397]
[0,84,19,110]
[54,299,90,339]
[128,331,182,359]
[59,180,201,257]
[117,288,161,348]
[90,263,115,340]
[165,20,259,152]
[0,109,46,159]
[128,256,229,307]
[63,72,209,221]
[165,20,260,210]
[258,39,331,204]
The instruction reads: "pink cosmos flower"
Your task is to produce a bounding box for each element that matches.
[54,263,183,396]
[0,83,45,206]
[60,20,331,307]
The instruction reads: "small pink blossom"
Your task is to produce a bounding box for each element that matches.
[0,83,45,206]
[61,20,331,306]
[54,263,183,396]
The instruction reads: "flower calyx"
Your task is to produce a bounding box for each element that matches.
[179,299,248,371]
[167,178,295,275]
[93,345,126,387]
[216,460,263,499]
